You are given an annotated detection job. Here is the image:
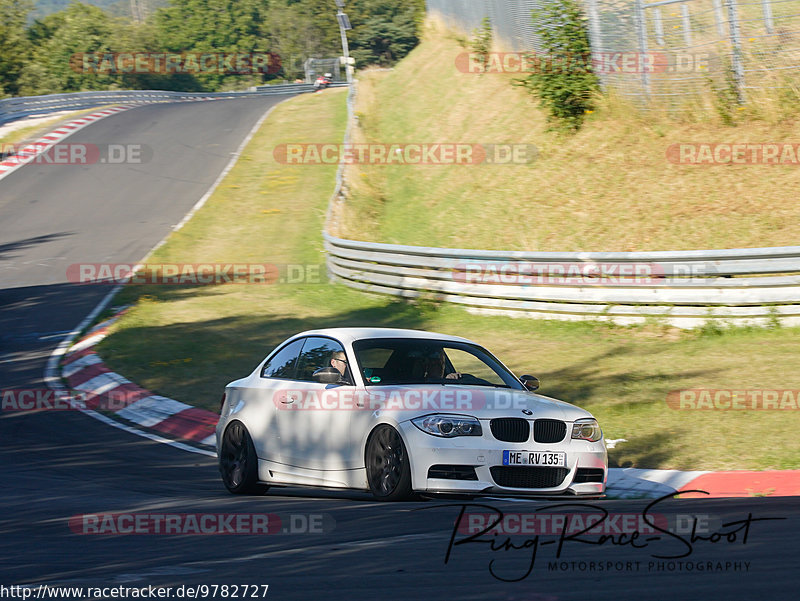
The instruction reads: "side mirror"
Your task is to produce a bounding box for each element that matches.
[313,367,345,384]
[520,375,539,391]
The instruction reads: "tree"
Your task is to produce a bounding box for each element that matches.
[18,3,125,95]
[2,0,426,97]
[347,0,424,67]
[516,0,599,130]
[263,0,343,81]
[153,0,272,90]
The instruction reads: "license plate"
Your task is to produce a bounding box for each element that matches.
[503,450,566,467]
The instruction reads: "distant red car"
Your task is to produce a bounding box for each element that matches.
[313,73,332,91]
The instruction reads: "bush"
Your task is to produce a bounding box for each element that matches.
[516,0,599,130]
[469,17,492,73]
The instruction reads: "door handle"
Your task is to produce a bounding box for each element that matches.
[281,392,299,404]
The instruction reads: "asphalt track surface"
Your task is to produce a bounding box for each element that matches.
[0,95,797,601]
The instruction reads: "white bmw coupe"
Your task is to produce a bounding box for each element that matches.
[216,328,607,500]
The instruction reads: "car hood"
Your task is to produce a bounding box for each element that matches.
[361,385,594,422]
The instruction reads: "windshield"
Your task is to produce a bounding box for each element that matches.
[352,338,524,389]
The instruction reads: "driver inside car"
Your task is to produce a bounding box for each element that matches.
[416,350,460,382]
[330,350,349,377]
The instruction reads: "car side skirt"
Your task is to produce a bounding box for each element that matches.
[257,458,369,490]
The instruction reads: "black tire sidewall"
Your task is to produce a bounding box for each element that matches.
[365,425,414,501]
[220,421,266,495]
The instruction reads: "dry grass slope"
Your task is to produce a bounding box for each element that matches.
[338,21,800,252]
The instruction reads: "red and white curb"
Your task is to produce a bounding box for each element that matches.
[58,311,800,499]
[60,310,219,450]
[0,106,134,181]
[608,467,800,499]
[607,468,709,499]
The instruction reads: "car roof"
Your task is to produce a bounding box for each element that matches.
[290,327,475,346]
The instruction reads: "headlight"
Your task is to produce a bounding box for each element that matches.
[411,414,483,438]
[571,418,602,442]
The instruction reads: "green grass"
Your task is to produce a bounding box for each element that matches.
[336,22,800,252]
[94,86,800,472]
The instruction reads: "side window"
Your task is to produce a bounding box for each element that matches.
[260,338,305,379]
[356,347,396,383]
[357,347,393,370]
[296,337,348,382]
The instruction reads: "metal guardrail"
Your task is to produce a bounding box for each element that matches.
[322,84,800,328]
[0,83,347,126]
[253,82,349,92]
[323,233,800,327]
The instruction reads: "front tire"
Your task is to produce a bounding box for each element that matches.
[219,421,268,495]
[365,425,414,501]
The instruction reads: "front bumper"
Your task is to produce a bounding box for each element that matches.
[398,421,607,497]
